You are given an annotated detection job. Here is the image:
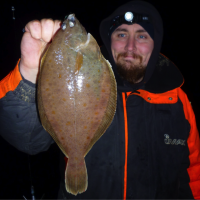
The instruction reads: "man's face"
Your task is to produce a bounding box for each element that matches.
[111,23,154,84]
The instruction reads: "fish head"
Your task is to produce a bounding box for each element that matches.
[60,14,88,49]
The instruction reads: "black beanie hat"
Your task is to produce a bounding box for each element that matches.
[108,12,154,40]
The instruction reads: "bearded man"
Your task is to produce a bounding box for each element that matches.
[0,0,200,199]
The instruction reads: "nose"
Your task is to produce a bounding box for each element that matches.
[125,36,136,52]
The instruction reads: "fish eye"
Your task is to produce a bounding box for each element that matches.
[61,23,67,30]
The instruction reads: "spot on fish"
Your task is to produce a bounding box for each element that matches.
[61,137,64,140]
[87,136,90,139]
[96,98,99,101]
[46,88,49,91]
[98,69,100,72]
[66,121,71,125]
[83,103,87,107]
[52,111,55,114]
[46,79,49,82]
[63,98,66,101]
[102,89,105,92]
[58,74,62,78]
[49,59,52,63]
[84,126,87,129]
[86,84,90,88]
[95,112,99,115]
[70,134,72,137]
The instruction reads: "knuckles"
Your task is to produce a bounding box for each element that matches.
[25,19,61,42]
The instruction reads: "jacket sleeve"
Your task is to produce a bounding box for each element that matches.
[0,60,54,155]
[178,87,200,199]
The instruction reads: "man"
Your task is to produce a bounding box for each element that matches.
[0,0,200,199]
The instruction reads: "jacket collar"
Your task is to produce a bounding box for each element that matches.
[144,53,184,93]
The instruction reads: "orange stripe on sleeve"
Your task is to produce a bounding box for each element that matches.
[122,92,128,200]
[178,88,200,199]
[0,59,22,99]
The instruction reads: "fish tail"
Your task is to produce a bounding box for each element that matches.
[65,157,88,195]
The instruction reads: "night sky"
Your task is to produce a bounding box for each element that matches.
[0,0,199,199]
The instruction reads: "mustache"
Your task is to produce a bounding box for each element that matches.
[117,52,142,64]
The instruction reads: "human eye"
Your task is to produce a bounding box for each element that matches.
[135,33,149,42]
[118,33,126,38]
[138,34,147,39]
[139,35,146,39]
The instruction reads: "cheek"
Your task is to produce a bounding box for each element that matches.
[111,41,125,56]
[137,43,154,64]
[138,44,153,55]
[111,42,119,62]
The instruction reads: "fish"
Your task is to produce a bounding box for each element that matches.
[37,14,117,195]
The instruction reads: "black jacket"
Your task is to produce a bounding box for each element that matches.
[59,51,200,199]
[0,63,54,155]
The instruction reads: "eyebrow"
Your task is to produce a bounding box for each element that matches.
[114,28,128,32]
[136,30,147,33]
[114,28,147,33]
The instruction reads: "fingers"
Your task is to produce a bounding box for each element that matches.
[25,20,42,39]
[25,19,61,43]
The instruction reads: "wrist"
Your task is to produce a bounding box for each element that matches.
[19,60,39,83]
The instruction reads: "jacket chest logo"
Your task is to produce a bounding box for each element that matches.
[164,134,186,146]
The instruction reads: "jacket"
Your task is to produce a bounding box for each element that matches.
[60,52,200,199]
[1,55,200,199]
[0,60,54,155]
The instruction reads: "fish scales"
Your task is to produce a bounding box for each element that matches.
[37,14,117,195]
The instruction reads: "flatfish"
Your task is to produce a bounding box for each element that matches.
[37,14,117,195]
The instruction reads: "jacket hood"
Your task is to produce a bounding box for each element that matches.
[99,0,163,91]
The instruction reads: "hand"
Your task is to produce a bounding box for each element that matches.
[20,19,61,83]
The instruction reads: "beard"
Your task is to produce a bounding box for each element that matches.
[115,52,147,85]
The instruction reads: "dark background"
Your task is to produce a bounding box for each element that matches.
[0,0,199,199]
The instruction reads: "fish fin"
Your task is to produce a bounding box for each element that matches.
[84,57,117,156]
[65,157,88,195]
